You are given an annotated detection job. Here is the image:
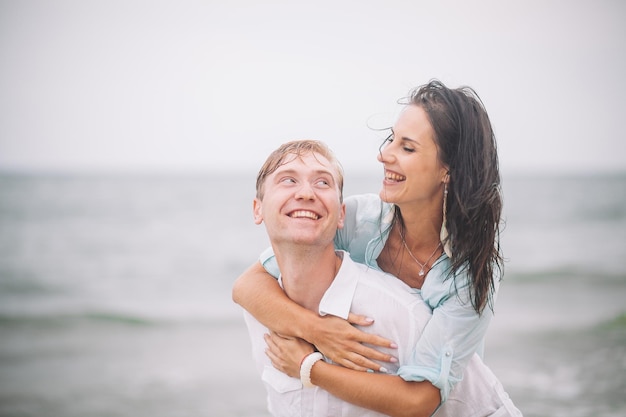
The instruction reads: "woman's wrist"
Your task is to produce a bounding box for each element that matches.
[300,351,324,388]
[299,309,323,344]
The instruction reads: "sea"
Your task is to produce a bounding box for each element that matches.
[0,171,625,417]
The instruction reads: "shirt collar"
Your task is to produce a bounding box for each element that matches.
[318,250,359,319]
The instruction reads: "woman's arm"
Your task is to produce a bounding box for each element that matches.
[232,262,318,338]
[397,265,497,401]
[232,261,397,371]
[265,332,440,417]
[313,363,439,417]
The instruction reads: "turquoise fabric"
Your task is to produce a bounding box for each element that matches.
[259,193,499,402]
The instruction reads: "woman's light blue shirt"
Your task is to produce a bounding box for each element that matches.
[259,193,499,403]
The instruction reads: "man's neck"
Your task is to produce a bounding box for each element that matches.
[273,245,340,312]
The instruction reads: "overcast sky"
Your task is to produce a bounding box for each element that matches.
[1,0,625,175]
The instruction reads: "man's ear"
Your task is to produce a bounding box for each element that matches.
[252,198,264,225]
[337,202,346,229]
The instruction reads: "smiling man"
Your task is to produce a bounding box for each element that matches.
[251,140,346,313]
[242,139,435,416]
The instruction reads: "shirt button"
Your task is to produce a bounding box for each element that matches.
[445,351,451,357]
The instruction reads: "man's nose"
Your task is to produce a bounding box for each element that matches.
[294,182,315,200]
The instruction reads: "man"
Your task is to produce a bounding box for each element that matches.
[242,140,520,416]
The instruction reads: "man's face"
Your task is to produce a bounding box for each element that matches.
[253,151,345,248]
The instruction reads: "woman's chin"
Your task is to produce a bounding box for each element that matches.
[379,188,396,203]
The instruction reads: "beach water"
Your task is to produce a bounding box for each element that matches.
[0,172,625,417]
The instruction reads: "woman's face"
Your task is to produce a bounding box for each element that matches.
[377,104,448,209]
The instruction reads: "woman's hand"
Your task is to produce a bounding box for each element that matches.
[310,313,397,372]
[265,332,315,379]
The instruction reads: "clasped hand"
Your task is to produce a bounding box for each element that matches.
[265,313,398,376]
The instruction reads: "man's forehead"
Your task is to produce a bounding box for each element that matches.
[274,152,335,174]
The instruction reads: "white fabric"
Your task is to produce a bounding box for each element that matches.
[245,251,522,416]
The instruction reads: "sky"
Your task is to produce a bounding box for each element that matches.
[1,0,625,175]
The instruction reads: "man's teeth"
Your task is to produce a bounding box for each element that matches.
[290,210,319,220]
[386,172,406,181]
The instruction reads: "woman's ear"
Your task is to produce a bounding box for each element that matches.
[442,168,450,184]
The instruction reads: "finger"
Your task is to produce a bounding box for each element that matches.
[335,353,396,374]
[346,313,375,326]
[355,331,397,350]
[267,332,291,349]
[354,343,398,363]
[264,333,279,351]
[335,357,370,372]
[340,319,396,349]
[342,352,393,373]
[265,348,283,371]
[271,330,295,341]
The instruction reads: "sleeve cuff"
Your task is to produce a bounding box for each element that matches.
[259,246,280,279]
[397,344,456,403]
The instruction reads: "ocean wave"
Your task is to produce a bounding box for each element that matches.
[506,268,626,283]
[0,310,242,327]
[600,312,626,329]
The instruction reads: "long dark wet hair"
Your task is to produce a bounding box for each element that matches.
[398,79,504,314]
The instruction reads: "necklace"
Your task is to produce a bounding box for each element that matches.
[399,229,442,277]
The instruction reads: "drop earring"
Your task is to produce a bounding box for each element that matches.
[440,183,452,258]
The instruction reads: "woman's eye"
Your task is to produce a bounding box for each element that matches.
[403,146,416,153]
[379,134,393,152]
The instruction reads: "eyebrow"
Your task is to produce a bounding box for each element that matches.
[391,128,420,145]
[275,168,336,181]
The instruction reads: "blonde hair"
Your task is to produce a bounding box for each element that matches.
[256,140,344,201]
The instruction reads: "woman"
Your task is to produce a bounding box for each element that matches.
[233,79,506,414]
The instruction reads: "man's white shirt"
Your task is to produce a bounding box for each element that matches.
[244,251,517,417]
